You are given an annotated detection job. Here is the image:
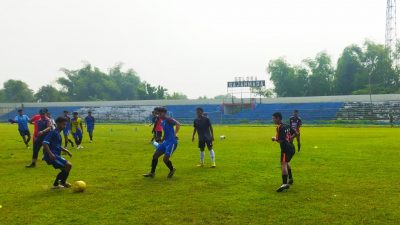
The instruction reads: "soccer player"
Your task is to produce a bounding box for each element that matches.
[192,107,216,168]
[42,116,73,189]
[289,110,302,152]
[30,108,48,143]
[47,112,56,130]
[26,109,52,168]
[143,107,180,179]
[151,109,163,143]
[9,109,31,148]
[85,111,95,143]
[63,111,74,148]
[71,112,84,149]
[272,112,297,192]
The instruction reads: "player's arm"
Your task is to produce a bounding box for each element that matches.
[209,120,214,141]
[173,119,181,136]
[8,116,17,124]
[39,121,52,136]
[61,147,72,157]
[43,143,56,161]
[192,128,197,142]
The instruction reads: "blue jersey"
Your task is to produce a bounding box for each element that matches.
[85,116,95,128]
[37,118,51,138]
[162,117,177,142]
[43,129,63,157]
[64,115,71,130]
[14,115,30,131]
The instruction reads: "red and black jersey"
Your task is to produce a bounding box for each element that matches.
[289,116,302,130]
[276,123,296,144]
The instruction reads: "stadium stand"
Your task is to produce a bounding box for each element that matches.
[0,94,399,124]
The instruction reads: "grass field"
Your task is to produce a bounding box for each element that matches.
[0,123,399,225]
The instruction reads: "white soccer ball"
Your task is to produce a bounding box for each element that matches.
[220,135,226,140]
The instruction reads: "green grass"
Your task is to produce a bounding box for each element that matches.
[0,124,399,225]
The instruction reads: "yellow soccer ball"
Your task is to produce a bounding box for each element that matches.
[73,181,87,193]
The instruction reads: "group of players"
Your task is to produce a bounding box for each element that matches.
[9,105,302,192]
[9,109,95,188]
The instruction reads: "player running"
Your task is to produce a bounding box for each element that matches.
[26,109,52,168]
[143,107,181,179]
[9,109,31,148]
[192,107,216,168]
[63,111,74,149]
[289,110,302,152]
[272,112,297,192]
[42,117,73,189]
[71,112,84,149]
[30,108,48,143]
[85,111,95,143]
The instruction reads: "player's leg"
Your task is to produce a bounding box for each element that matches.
[52,158,72,188]
[21,134,28,147]
[26,138,41,168]
[277,152,290,192]
[88,128,93,142]
[26,131,31,147]
[288,162,294,185]
[206,141,216,168]
[164,143,177,178]
[198,140,205,167]
[143,149,164,177]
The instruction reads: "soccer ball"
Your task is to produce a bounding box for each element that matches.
[72,181,87,193]
[220,135,226,140]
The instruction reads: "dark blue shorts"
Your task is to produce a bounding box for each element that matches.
[72,130,82,139]
[44,155,68,169]
[19,129,30,136]
[87,127,94,133]
[157,141,178,157]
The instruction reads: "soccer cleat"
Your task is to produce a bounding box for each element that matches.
[210,162,216,168]
[143,172,155,178]
[276,184,290,192]
[288,179,294,185]
[61,182,72,188]
[167,168,176,179]
[197,162,204,167]
[89,140,92,143]
[25,163,36,168]
[51,185,65,189]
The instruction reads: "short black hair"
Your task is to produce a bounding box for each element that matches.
[64,110,69,113]
[18,109,23,112]
[88,111,92,113]
[55,117,67,124]
[73,111,78,115]
[294,109,299,113]
[196,107,204,113]
[272,112,283,120]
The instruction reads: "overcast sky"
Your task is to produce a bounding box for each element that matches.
[0,0,388,98]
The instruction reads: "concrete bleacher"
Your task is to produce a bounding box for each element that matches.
[0,94,398,124]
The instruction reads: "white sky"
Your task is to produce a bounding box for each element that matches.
[0,0,387,98]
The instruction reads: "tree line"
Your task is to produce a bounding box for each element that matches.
[268,40,400,97]
[0,64,188,103]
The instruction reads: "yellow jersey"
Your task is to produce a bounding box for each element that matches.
[71,118,83,133]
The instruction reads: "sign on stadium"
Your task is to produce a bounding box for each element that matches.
[227,77,266,88]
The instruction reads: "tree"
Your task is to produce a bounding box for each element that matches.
[35,85,67,102]
[334,45,364,95]
[304,52,334,96]
[0,89,4,102]
[166,92,188,100]
[2,80,34,102]
[268,58,309,97]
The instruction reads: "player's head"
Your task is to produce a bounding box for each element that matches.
[63,110,69,116]
[294,110,299,117]
[196,107,204,117]
[55,116,67,130]
[156,107,167,118]
[18,109,23,115]
[39,109,47,119]
[272,112,283,124]
[73,111,78,118]
[88,111,92,115]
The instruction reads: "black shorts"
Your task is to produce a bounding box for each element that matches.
[280,143,295,163]
[154,131,162,142]
[199,139,213,150]
[19,129,30,136]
